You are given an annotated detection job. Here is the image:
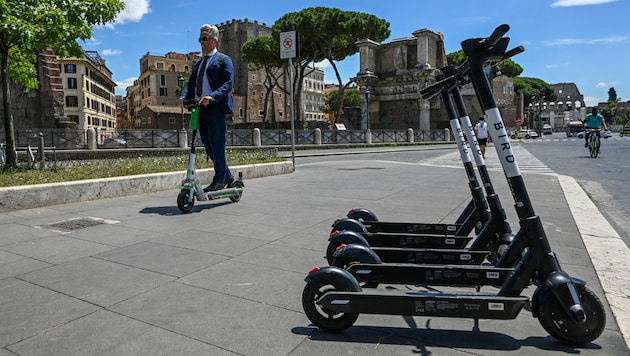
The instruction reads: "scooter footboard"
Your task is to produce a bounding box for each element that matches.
[346,263,514,287]
[373,247,489,265]
[317,289,528,319]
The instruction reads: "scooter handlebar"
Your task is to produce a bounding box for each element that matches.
[502,46,525,61]
[480,24,510,48]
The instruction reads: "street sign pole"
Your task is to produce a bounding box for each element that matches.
[280,31,298,169]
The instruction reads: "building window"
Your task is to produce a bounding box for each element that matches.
[258,110,264,117]
[159,87,168,96]
[169,117,176,125]
[160,75,166,86]
[156,62,165,70]
[239,108,244,118]
[278,111,283,117]
[65,64,76,73]
[67,77,77,89]
[66,96,78,107]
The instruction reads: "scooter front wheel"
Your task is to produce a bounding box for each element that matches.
[302,280,359,332]
[538,285,606,346]
[177,190,195,213]
[229,181,244,202]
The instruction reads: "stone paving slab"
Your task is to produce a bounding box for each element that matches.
[0,151,628,355]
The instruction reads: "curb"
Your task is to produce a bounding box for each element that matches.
[0,161,294,213]
[559,174,630,350]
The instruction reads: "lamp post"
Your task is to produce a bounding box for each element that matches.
[365,87,371,131]
[177,75,185,130]
[538,95,544,136]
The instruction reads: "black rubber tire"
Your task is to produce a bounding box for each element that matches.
[538,285,606,346]
[302,280,360,332]
[177,190,194,213]
[229,181,244,202]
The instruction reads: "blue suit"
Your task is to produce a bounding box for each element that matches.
[184,52,234,186]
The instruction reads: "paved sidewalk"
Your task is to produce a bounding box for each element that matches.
[1,148,629,355]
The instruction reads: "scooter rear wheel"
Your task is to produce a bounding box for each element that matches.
[538,285,606,345]
[302,280,359,332]
[177,190,194,213]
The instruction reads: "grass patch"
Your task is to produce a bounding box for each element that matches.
[0,148,284,188]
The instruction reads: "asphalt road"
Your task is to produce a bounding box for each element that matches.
[524,133,630,249]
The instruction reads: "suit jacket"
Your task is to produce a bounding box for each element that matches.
[185,52,234,114]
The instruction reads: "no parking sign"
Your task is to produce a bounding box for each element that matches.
[280,31,299,59]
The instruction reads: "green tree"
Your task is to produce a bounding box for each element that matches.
[608,87,618,102]
[1,0,125,168]
[513,77,557,107]
[242,36,285,125]
[272,7,390,127]
[323,88,359,115]
[447,49,523,77]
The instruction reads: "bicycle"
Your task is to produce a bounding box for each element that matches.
[585,128,600,158]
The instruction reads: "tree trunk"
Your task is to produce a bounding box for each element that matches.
[1,46,18,168]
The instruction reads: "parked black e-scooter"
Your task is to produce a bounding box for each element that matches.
[302,24,605,346]
[177,101,244,213]
[329,70,528,288]
[328,63,518,266]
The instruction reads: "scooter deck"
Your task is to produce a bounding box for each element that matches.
[370,247,489,265]
[361,221,462,235]
[361,233,472,249]
[346,263,513,286]
[317,289,528,319]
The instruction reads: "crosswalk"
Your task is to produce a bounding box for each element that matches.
[419,144,555,175]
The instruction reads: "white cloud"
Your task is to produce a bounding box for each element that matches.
[101,49,122,56]
[544,36,627,46]
[551,0,617,7]
[544,64,558,69]
[84,37,102,46]
[114,0,151,25]
[596,81,620,89]
[115,77,138,92]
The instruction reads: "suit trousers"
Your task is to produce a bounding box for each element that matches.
[198,106,232,185]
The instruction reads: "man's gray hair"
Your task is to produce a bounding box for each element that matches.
[200,24,219,39]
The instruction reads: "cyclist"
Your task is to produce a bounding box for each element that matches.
[583,107,608,150]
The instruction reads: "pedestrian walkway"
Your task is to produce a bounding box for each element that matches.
[1,147,629,355]
[420,144,555,175]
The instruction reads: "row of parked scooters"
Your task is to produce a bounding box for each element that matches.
[301,24,606,346]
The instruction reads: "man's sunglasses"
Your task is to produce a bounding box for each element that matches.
[198,36,214,42]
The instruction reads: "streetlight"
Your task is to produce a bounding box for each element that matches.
[177,75,185,130]
[365,87,371,131]
[538,95,544,135]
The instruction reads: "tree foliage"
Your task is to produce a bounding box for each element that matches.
[447,49,522,77]
[1,0,125,168]
[513,77,557,107]
[241,36,286,123]
[271,7,390,125]
[324,88,359,114]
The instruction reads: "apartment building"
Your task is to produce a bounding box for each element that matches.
[57,50,117,132]
[130,51,195,129]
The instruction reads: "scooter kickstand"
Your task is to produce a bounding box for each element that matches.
[473,318,480,332]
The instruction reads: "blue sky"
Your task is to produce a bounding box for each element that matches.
[85,0,628,106]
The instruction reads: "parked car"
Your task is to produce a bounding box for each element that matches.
[542,124,552,135]
[518,129,538,139]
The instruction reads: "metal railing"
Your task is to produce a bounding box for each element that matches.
[2,128,450,151]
